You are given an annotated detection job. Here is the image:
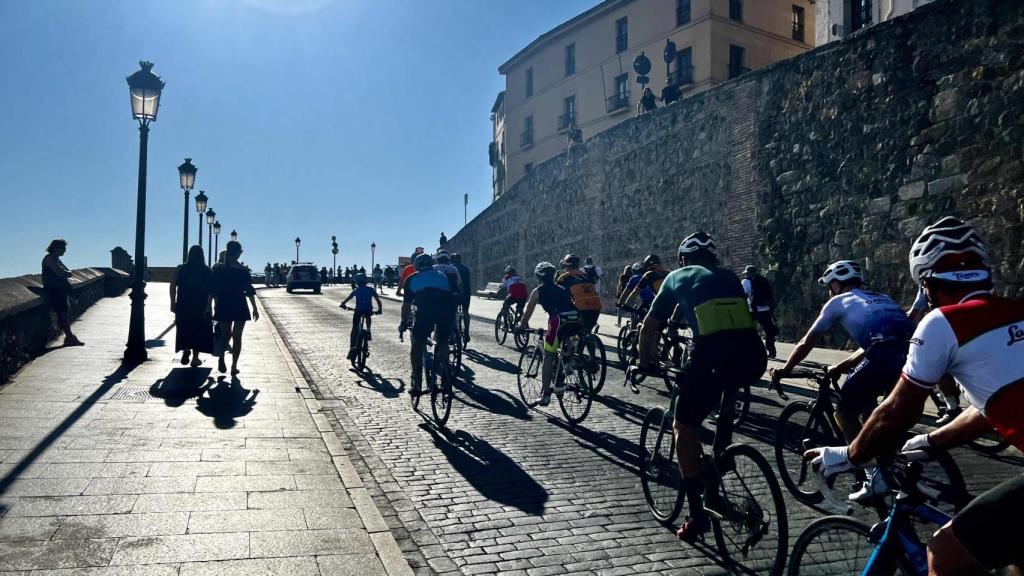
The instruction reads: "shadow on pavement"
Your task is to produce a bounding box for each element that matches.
[546,417,642,477]
[150,367,213,407]
[454,369,531,421]
[354,371,404,398]
[463,349,519,375]
[195,376,259,429]
[424,426,548,516]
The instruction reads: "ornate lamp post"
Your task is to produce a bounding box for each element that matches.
[331,236,339,284]
[230,229,238,242]
[124,61,165,364]
[194,190,208,245]
[206,208,216,266]
[295,237,301,263]
[177,158,196,263]
[213,221,222,262]
[371,242,376,271]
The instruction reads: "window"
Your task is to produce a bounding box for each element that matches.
[729,0,743,21]
[524,163,533,174]
[851,0,873,32]
[525,68,533,98]
[565,43,576,76]
[615,17,628,53]
[673,47,694,86]
[792,5,805,42]
[676,0,691,26]
[559,96,576,130]
[607,74,630,112]
[520,116,533,148]
[728,44,747,79]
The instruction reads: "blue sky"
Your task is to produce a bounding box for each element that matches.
[0,0,597,277]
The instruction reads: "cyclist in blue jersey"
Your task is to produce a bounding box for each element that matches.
[616,262,656,313]
[400,253,457,396]
[341,273,382,361]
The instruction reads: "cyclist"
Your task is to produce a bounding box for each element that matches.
[556,254,603,335]
[615,264,633,326]
[771,259,912,500]
[617,254,669,310]
[396,247,424,296]
[433,250,465,297]
[630,231,766,541]
[617,262,655,315]
[808,217,1023,575]
[908,286,963,424]
[451,253,472,343]
[499,266,529,322]
[399,253,456,396]
[340,273,382,360]
[518,262,581,406]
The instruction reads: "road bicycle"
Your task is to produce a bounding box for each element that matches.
[401,322,457,428]
[774,363,966,508]
[495,302,529,351]
[616,304,647,368]
[927,388,1009,454]
[342,306,381,372]
[448,310,465,373]
[577,327,607,394]
[787,451,972,575]
[515,320,594,426]
[635,364,789,576]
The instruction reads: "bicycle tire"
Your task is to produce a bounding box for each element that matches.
[353,334,368,372]
[774,401,833,505]
[432,364,453,427]
[787,515,912,576]
[967,430,1010,454]
[639,406,684,523]
[494,311,509,345]
[616,325,630,368]
[583,334,607,394]
[557,361,593,426]
[710,443,788,576]
[517,345,544,407]
[448,333,463,373]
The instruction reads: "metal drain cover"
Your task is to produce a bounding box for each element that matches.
[106,386,151,402]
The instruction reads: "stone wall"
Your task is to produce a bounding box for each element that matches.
[449,0,1024,343]
[0,268,130,384]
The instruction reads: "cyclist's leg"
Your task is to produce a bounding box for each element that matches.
[932,474,1024,575]
[836,344,904,443]
[410,310,435,393]
[541,315,562,399]
[434,305,454,370]
[365,313,372,339]
[349,312,362,350]
[937,374,960,413]
[515,298,525,318]
[672,346,719,534]
[461,297,471,335]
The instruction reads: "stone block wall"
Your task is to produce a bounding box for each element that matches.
[449,0,1023,342]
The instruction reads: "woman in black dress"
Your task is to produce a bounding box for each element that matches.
[169,245,213,367]
[42,239,83,346]
[212,241,258,375]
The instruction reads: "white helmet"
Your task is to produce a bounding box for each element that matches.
[678,231,718,259]
[534,261,557,282]
[818,260,862,286]
[908,217,988,285]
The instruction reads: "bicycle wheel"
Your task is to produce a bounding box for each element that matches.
[448,333,463,373]
[787,515,913,576]
[775,401,837,505]
[582,335,607,394]
[639,407,684,523]
[710,443,788,576]
[616,325,630,367]
[556,360,593,426]
[513,327,530,352]
[494,310,508,345]
[968,429,1010,454]
[517,345,543,407]
[431,364,453,427]
[353,333,368,372]
[709,383,750,430]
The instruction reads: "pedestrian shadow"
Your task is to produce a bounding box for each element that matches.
[194,376,260,429]
[149,368,213,408]
[463,349,518,375]
[353,371,404,399]
[454,370,531,421]
[423,426,547,516]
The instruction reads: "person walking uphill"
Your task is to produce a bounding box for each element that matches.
[41,239,83,346]
[211,240,259,375]
[742,265,779,358]
[170,245,214,367]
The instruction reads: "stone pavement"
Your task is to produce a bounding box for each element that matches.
[0,283,413,575]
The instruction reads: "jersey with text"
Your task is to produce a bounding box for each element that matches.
[808,289,912,349]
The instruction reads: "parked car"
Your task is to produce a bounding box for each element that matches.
[287,263,321,294]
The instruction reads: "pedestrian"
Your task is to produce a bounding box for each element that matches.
[615,264,632,326]
[742,265,779,358]
[263,263,272,287]
[170,245,214,367]
[439,232,448,248]
[41,239,84,346]
[372,264,384,292]
[211,241,259,375]
[583,256,603,288]
[661,82,681,105]
[565,124,583,167]
[319,266,329,285]
[637,87,657,116]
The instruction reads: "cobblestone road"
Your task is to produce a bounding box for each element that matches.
[261,286,1023,576]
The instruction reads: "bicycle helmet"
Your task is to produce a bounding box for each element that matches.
[451,253,461,263]
[642,254,661,269]
[354,273,368,285]
[630,262,643,274]
[535,261,557,282]
[504,265,516,275]
[743,265,757,277]
[435,249,451,264]
[678,231,718,258]
[818,260,862,286]
[560,254,581,268]
[909,216,989,285]
[414,253,434,271]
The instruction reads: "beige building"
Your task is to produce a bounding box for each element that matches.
[815,0,936,45]
[490,0,815,201]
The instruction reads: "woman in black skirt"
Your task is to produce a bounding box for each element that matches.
[169,245,213,367]
[42,239,83,346]
[212,240,258,375]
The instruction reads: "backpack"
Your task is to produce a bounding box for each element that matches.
[749,274,774,309]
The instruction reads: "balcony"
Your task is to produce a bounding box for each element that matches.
[668,66,695,87]
[557,112,576,131]
[520,130,533,148]
[728,65,750,80]
[606,91,630,113]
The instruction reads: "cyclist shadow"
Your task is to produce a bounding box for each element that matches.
[545,418,641,477]
[422,425,547,516]
[194,376,260,429]
[353,371,404,399]
[592,394,649,427]
[463,349,518,375]
[454,367,532,421]
[149,368,213,408]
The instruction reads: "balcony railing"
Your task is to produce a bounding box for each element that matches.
[558,112,576,131]
[668,66,695,87]
[728,65,750,80]
[606,91,630,113]
[520,130,533,148]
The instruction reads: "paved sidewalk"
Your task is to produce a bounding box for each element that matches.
[0,284,412,575]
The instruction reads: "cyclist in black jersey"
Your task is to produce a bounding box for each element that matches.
[519,262,581,406]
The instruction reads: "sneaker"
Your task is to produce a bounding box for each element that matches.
[190,356,202,368]
[936,406,962,426]
[849,470,888,502]
[676,515,710,542]
[218,357,227,374]
[180,351,190,365]
[539,393,551,407]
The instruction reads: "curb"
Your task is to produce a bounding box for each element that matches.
[256,297,416,576]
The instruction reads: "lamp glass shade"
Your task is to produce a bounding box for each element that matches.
[194,191,208,213]
[206,209,216,225]
[126,61,164,121]
[230,230,238,241]
[295,237,301,246]
[213,221,221,235]
[178,158,197,190]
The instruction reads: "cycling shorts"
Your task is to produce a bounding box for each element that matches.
[544,311,581,354]
[838,339,907,417]
[952,474,1024,569]
[412,304,455,344]
[674,330,767,426]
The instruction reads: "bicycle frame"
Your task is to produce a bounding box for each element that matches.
[861,494,952,575]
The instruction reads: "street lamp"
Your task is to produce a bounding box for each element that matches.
[177,158,196,263]
[331,236,339,284]
[230,229,238,242]
[371,242,376,270]
[213,221,222,263]
[295,237,301,263]
[124,60,164,364]
[194,190,208,245]
[206,208,216,266]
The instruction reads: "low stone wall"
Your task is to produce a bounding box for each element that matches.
[0,268,130,384]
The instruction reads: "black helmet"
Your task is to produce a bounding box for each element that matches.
[354,273,368,285]
[451,253,461,263]
[678,231,718,259]
[414,253,434,271]
[435,249,451,264]
[504,265,516,275]
[642,254,661,269]
[560,254,581,268]
[535,262,556,282]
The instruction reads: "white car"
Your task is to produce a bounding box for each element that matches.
[286,264,321,294]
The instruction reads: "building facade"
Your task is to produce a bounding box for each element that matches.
[815,0,936,45]
[490,0,815,201]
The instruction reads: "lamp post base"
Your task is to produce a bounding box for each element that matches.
[124,284,148,364]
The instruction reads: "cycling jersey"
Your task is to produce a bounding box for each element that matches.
[350,285,376,313]
[903,292,1024,451]
[434,263,463,295]
[624,274,655,305]
[557,270,602,311]
[403,270,453,307]
[399,264,416,291]
[537,283,576,316]
[649,266,755,337]
[502,274,528,301]
[808,289,912,349]
[637,268,668,294]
